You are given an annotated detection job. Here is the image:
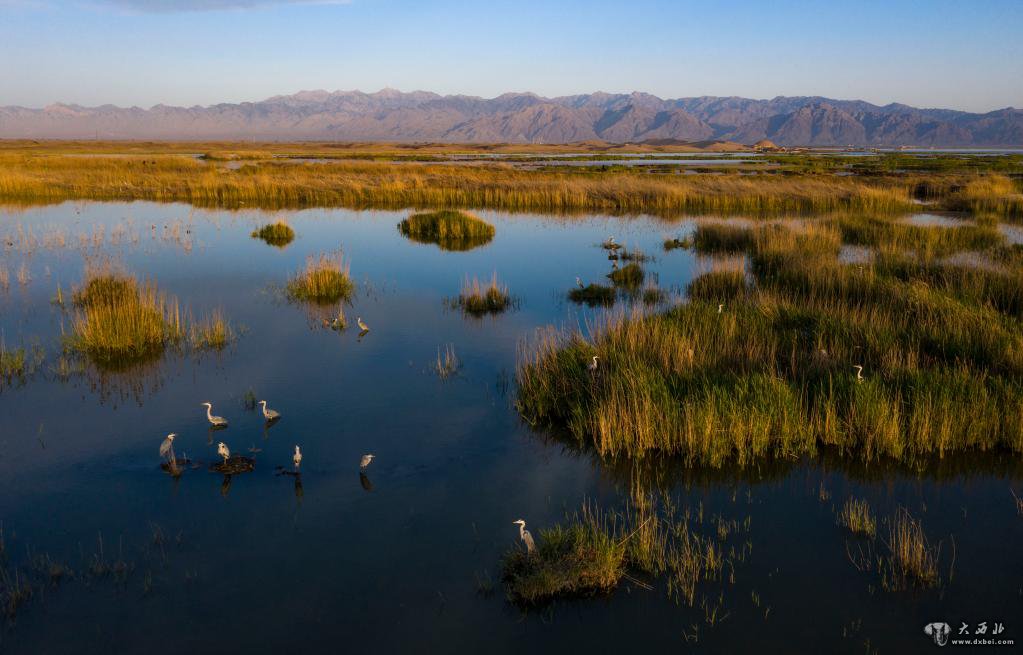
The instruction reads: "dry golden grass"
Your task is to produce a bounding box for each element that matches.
[286,253,354,304]
[0,151,919,215]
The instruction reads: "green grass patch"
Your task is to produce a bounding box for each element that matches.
[251,220,295,247]
[607,263,645,289]
[398,210,495,251]
[569,283,616,307]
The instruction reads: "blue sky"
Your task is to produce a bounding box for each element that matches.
[1,0,1021,111]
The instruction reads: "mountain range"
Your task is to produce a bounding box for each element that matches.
[1,89,1021,146]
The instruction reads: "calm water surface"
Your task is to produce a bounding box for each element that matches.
[1,202,1020,653]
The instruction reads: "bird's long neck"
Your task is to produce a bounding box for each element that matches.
[519,523,526,539]
[206,405,214,421]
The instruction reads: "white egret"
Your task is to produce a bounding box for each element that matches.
[588,356,599,371]
[357,317,370,332]
[854,365,864,382]
[258,400,280,421]
[513,519,536,554]
[202,402,228,428]
[293,445,302,470]
[718,304,724,314]
[159,433,176,460]
[217,442,230,463]
[360,453,375,470]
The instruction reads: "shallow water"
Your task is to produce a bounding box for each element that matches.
[1,202,1021,653]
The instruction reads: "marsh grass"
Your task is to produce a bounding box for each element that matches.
[454,274,512,316]
[398,210,495,251]
[0,341,45,386]
[607,263,645,289]
[502,505,628,605]
[663,236,692,251]
[0,152,924,215]
[880,509,941,590]
[569,283,616,307]
[837,498,877,537]
[67,270,183,367]
[517,219,1023,467]
[250,220,295,247]
[434,344,461,379]
[286,253,354,304]
[190,309,234,350]
[619,246,651,262]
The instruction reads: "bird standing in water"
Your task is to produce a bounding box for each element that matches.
[513,519,536,554]
[360,454,375,470]
[202,402,228,428]
[293,445,302,471]
[259,400,280,421]
[357,317,369,332]
[217,442,230,464]
[159,433,176,461]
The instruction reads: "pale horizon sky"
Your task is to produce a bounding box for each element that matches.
[1,0,1021,113]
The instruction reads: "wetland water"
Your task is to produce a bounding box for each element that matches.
[1,202,1021,653]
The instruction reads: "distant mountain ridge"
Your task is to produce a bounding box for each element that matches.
[1,89,1021,146]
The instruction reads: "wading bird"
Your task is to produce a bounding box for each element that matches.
[159,433,176,461]
[718,304,724,314]
[293,445,302,470]
[202,402,228,428]
[259,400,280,421]
[360,453,375,470]
[357,317,369,332]
[217,442,230,464]
[576,276,584,289]
[854,365,864,382]
[513,519,536,554]
[588,355,599,371]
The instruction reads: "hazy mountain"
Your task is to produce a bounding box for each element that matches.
[1,89,1020,146]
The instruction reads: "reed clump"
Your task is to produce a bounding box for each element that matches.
[607,263,645,289]
[286,253,354,304]
[398,210,495,251]
[434,344,461,379]
[881,509,941,590]
[67,270,183,366]
[455,274,511,316]
[569,283,616,307]
[250,220,295,247]
[190,310,234,350]
[501,505,628,605]
[837,498,877,537]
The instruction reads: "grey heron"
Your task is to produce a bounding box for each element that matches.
[357,317,369,332]
[576,276,584,289]
[513,519,536,554]
[259,400,280,421]
[854,365,864,382]
[202,402,228,428]
[360,453,375,470]
[159,433,176,460]
[293,445,302,470]
[588,355,599,371]
[217,441,230,463]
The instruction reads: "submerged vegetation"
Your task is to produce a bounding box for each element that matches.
[250,220,295,247]
[398,210,495,251]
[286,253,354,304]
[518,216,1023,467]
